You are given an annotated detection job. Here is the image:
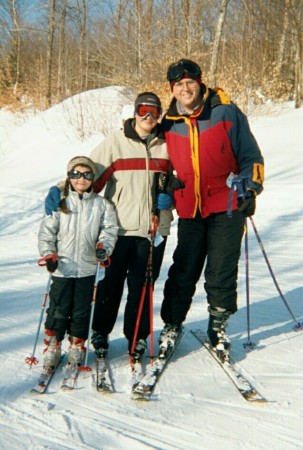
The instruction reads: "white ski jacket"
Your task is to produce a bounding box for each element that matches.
[38,189,118,278]
[90,119,173,238]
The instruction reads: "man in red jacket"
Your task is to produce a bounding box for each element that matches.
[159,59,264,361]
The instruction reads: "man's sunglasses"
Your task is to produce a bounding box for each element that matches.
[68,170,94,181]
[135,104,161,120]
[167,61,201,82]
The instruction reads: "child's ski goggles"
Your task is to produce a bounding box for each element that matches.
[135,104,161,120]
[68,170,94,180]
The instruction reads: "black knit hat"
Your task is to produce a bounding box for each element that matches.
[134,92,162,109]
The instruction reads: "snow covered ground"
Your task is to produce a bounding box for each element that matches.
[0,88,302,450]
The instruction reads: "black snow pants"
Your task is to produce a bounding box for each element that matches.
[92,234,167,343]
[161,210,245,325]
[45,275,95,342]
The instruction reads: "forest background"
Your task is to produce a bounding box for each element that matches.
[0,0,302,117]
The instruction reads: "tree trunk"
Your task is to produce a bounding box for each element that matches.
[46,0,56,107]
[134,0,142,83]
[76,0,87,92]
[209,0,229,87]
[57,0,67,101]
[9,0,21,96]
[277,0,290,76]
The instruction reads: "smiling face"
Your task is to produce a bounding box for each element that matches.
[69,165,93,194]
[172,78,203,112]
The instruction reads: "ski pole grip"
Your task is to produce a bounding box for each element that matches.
[38,253,57,267]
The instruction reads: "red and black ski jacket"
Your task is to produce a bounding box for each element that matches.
[162,86,264,219]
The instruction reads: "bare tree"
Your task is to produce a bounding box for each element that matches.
[9,0,21,95]
[76,0,87,92]
[183,0,191,57]
[209,0,229,87]
[290,0,303,108]
[277,0,290,76]
[46,0,56,107]
[56,0,67,101]
[134,0,143,83]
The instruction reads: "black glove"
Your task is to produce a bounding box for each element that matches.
[96,244,108,262]
[166,175,185,194]
[45,254,58,273]
[237,195,256,217]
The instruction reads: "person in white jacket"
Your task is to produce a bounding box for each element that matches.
[38,156,118,369]
[90,92,173,362]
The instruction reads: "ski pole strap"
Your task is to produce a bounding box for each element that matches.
[100,256,111,268]
[226,173,249,218]
[96,242,111,267]
[38,253,57,267]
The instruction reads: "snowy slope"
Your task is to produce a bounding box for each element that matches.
[0,89,302,450]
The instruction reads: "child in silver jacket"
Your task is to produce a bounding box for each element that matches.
[38,156,118,369]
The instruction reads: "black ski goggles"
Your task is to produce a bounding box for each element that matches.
[68,170,94,181]
[167,61,201,82]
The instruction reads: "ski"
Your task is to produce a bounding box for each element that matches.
[191,329,267,403]
[96,354,114,392]
[60,362,80,391]
[132,330,183,400]
[30,356,63,394]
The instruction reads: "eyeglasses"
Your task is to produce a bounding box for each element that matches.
[68,170,94,181]
[135,104,161,120]
[167,60,201,82]
[173,80,199,91]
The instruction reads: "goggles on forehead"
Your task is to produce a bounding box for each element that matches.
[135,103,162,120]
[167,60,201,82]
[68,170,94,181]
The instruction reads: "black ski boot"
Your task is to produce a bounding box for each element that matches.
[158,323,181,355]
[91,331,109,358]
[129,339,147,363]
[207,307,231,362]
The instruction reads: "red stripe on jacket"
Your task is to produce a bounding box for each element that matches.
[94,158,171,194]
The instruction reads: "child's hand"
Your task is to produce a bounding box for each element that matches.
[44,254,58,272]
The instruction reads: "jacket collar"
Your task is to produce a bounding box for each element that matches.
[123,118,164,142]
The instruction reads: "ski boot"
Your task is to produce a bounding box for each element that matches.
[129,339,147,364]
[67,336,86,366]
[43,329,62,370]
[207,307,231,363]
[91,331,109,358]
[158,323,181,357]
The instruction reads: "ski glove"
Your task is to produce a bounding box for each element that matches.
[156,193,173,210]
[237,194,256,217]
[96,247,107,261]
[96,243,111,267]
[167,175,185,192]
[45,254,58,273]
[45,186,61,215]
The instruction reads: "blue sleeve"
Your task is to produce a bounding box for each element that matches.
[45,186,61,215]
[228,104,264,194]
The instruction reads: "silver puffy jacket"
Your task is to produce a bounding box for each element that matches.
[38,190,118,278]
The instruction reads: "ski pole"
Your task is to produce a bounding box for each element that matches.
[148,216,158,361]
[80,262,101,371]
[130,216,157,364]
[249,217,302,331]
[25,257,53,367]
[243,219,255,349]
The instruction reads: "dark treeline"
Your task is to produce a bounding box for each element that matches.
[0,0,302,111]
